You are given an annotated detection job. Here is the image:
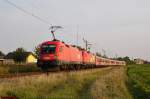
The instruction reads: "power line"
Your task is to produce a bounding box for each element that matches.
[4,0,52,25]
[3,0,77,39]
[3,0,86,46]
[27,0,59,25]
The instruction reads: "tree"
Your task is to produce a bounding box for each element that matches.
[14,48,26,63]
[13,48,27,63]
[34,46,40,58]
[102,49,108,58]
[5,52,14,59]
[96,52,102,57]
[0,51,5,56]
[116,56,135,65]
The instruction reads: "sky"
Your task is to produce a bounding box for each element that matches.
[0,0,150,60]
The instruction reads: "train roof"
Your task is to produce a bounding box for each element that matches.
[42,40,85,50]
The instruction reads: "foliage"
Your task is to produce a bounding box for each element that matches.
[13,48,27,63]
[101,49,108,58]
[0,51,5,57]
[96,52,108,58]
[34,46,40,58]
[0,67,132,99]
[0,64,40,74]
[116,56,135,65]
[127,64,150,99]
[96,52,101,57]
[5,48,27,63]
[8,64,41,73]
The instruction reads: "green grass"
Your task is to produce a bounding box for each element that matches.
[0,67,132,99]
[0,69,103,99]
[1,64,150,99]
[127,64,150,99]
[0,64,41,74]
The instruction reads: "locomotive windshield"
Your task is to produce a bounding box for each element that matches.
[41,44,56,54]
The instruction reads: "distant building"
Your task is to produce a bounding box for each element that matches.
[0,55,15,65]
[0,56,4,59]
[25,52,37,63]
[4,59,15,65]
[134,58,144,64]
[0,59,5,65]
[144,60,150,64]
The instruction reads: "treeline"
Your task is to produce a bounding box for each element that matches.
[0,47,39,63]
[114,56,135,65]
[96,52,135,65]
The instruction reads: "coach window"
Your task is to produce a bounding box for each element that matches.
[59,46,63,52]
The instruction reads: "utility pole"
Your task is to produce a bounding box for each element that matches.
[76,25,79,46]
[83,38,92,51]
[115,53,118,59]
[102,49,107,58]
[49,26,63,40]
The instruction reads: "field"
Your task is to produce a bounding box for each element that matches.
[0,64,150,99]
[127,64,150,99]
[0,66,131,99]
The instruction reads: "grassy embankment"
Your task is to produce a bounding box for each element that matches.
[127,64,150,99]
[0,64,41,75]
[0,66,131,99]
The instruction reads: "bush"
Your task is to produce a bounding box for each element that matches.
[0,64,41,74]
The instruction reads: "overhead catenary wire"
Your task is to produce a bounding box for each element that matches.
[4,0,95,50]
[4,0,83,37]
[27,0,60,25]
[4,0,77,39]
[4,0,52,26]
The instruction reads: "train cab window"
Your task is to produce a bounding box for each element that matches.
[41,44,56,54]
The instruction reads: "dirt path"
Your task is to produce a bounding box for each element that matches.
[90,66,132,99]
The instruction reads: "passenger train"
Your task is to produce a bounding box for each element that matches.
[37,39,126,71]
